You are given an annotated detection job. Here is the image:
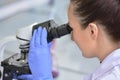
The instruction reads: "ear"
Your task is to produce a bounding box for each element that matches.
[88,23,99,40]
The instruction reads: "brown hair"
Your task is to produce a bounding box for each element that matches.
[71,0,120,41]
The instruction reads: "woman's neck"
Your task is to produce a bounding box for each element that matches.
[98,40,120,62]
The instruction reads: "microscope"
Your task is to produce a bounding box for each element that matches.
[1,20,72,80]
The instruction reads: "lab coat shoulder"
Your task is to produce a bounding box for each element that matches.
[98,65,120,80]
[84,49,120,80]
[84,65,120,80]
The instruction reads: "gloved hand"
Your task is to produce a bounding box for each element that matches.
[18,27,53,80]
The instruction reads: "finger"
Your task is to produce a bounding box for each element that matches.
[35,27,42,46]
[48,41,53,52]
[41,28,48,46]
[30,30,37,48]
[48,41,53,48]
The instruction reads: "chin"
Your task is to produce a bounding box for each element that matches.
[82,52,95,58]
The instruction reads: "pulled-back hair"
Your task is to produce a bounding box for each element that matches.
[71,0,120,41]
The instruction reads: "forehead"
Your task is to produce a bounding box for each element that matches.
[68,3,80,18]
[68,3,74,13]
[68,3,80,21]
[68,3,75,18]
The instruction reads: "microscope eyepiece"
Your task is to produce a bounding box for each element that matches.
[32,20,72,42]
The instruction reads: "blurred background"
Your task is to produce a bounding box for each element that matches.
[0,0,100,80]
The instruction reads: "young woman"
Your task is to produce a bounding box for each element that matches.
[18,0,120,80]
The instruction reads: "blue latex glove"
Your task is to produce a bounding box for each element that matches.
[18,27,53,80]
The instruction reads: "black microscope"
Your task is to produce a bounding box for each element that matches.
[1,20,72,80]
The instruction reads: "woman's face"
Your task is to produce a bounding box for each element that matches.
[68,3,97,58]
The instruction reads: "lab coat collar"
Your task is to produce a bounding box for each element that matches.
[92,48,120,79]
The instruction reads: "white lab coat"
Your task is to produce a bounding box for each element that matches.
[84,48,120,80]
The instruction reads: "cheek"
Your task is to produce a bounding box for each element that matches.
[72,29,96,58]
[72,29,85,48]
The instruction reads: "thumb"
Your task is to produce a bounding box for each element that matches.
[17,74,33,80]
